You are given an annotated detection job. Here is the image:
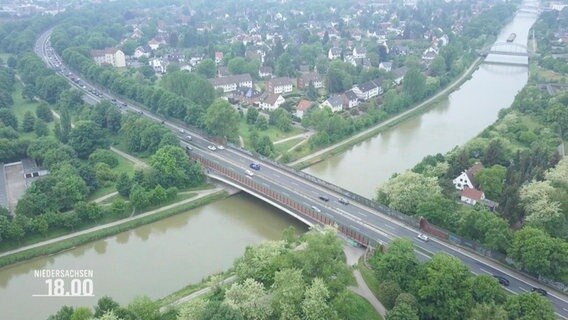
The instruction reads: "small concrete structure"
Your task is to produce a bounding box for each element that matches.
[1,159,48,214]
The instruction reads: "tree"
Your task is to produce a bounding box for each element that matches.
[149,146,204,188]
[519,181,562,229]
[468,303,508,320]
[307,81,318,100]
[246,108,259,125]
[301,278,331,320]
[474,165,506,199]
[196,58,216,78]
[234,240,286,285]
[178,299,207,320]
[275,53,295,77]
[70,307,93,320]
[470,275,507,305]
[129,184,149,213]
[36,103,54,122]
[378,280,402,309]
[127,296,159,320]
[483,139,508,167]
[429,56,447,77]
[68,121,109,158]
[505,293,555,320]
[269,108,292,132]
[372,239,419,291]
[204,99,240,140]
[94,296,121,317]
[89,149,119,168]
[255,116,268,130]
[225,278,273,320]
[47,306,74,320]
[59,106,71,143]
[415,253,473,320]
[271,269,305,320]
[402,68,426,102]
[386,303,419,320]
[508,227,568,280]
[116,172,132,197]
[7,56,17,69]
[34,118,49,137]
[377,171,442,215]
[110,198,129,216]
[22,111,36,132]
[0,108,18,129]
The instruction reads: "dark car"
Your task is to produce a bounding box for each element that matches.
[493,275,510,287]
[250,163,261,171]
[318,195,330,202]
[531,287,547,296]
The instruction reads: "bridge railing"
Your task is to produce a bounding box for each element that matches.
[189,151,381,248]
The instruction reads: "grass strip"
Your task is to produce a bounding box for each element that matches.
[0,191,227,269]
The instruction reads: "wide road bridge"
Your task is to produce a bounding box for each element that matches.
[34,29,568,319]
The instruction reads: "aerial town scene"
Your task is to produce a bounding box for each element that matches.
[0,0,568,319]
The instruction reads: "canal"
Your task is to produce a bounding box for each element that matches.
[304,6,538,197]
[0,195,307,319]
[0,3,538,319]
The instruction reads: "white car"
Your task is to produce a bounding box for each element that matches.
[207,145,217,151]
[417,234,429,242]
[245,169,254,177]
[179,128,185,134]
[217,145,225,150]
[311,205,321,213]
[186,135,192,141]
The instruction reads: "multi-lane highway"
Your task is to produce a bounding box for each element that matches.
[34,29,568,318]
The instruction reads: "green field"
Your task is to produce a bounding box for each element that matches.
[238,120,304,149]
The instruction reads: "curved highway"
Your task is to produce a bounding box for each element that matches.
[34,29,568,319]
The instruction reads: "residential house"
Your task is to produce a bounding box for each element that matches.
[328,47,342,60]
[259,94,285,111]
[91,48,126,68]
[321,95,343,113]
[392,66,408,85]
[259,66,273,78]
[133,46,150,59]
[231,87,263,106]
[217,66,230,78]
[149,58,166,73]
[422,47,438,63]
[353,80,382,101]
[266,77,294,94]
[209,74,253,93]
[460,187,485,206]
[148,39,161,51]
[453,162,484,190]
[353,47,367,59]
[215,51,224,64]
[296,99,313,119]
[297,72,323,89]
[379,61,393,72]
[342,90,359,109]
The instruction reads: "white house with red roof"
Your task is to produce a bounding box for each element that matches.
[460,187,485,206]
[453,162,484,190]
[296,99,313,118]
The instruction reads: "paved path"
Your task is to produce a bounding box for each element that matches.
[110,146,148,168]
[93,191,118,203]
[274,131,313,144]
[289,58,482,166]
[160,275,237,312]
[0,188,223,259]
[344,244,387,318]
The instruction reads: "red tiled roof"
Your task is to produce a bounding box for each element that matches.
[461,187,484,201]
[297,100,312,112]
[465,162,484,183]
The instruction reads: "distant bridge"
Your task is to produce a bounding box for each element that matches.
[478,42,533,66]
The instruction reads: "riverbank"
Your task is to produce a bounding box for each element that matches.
[289,57,482,169]
[0,188,228,269]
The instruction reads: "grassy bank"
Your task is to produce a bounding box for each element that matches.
[0,191,227,269]
[289,59,482,170]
